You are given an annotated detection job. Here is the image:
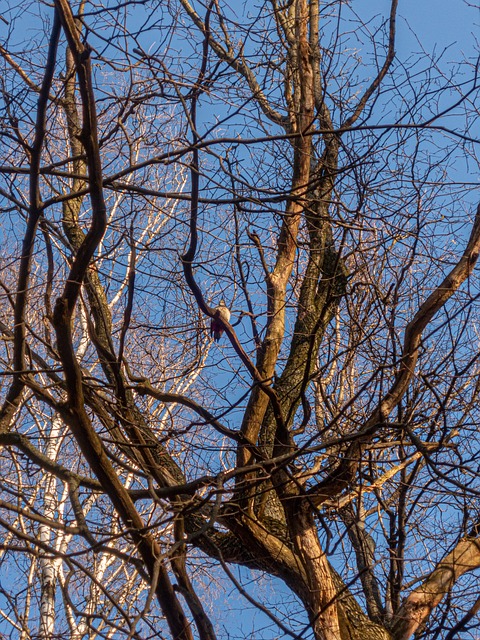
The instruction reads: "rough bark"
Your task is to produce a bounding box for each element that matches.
[392,536,480,640]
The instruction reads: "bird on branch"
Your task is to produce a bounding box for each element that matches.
[210,299,230,342]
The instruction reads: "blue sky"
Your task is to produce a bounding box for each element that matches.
[361,0,479,53]
[1,1,480,638]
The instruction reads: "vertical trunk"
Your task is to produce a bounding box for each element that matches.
[38,414,63,639]
[237,0,315,509]
[281,496,341,640]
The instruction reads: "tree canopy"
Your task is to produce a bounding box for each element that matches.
[1,1,480,639]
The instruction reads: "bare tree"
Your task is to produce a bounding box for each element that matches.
[1,0,480,639]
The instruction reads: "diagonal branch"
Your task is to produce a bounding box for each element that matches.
[178,0,288,128]
[0,11,61,433]
[310,204,480,505]
[392,536,480,640]
[341,0,398,129]
[51,2,194,638]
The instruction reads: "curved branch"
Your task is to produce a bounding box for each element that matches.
[0,432,102,490]
[392,536,480,640]
[0,12,61,432]
[178,3,286,431]
[310,204,480,504]
[381,203,480,417]
[341,0,398,129]
[178,0,288,128]
[52,2,193,638]
[134,382,245,443]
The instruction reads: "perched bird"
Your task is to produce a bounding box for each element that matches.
[210,299,231,342]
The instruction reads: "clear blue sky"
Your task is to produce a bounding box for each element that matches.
[363,0,479,57]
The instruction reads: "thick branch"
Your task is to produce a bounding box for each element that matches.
[52,2,193,637]
[0,12,60,432]
[392,536,480,640]
[310,204,480,505]
[237,0,315,472]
